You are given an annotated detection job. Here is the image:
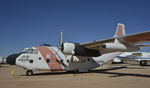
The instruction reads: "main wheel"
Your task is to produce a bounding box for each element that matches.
[26,70,33,76]
[143,61,147,66]
[140,61,143,66]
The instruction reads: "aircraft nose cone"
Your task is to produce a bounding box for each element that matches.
[6,53,21,65]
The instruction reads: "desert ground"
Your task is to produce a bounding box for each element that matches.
[0,61,150,88]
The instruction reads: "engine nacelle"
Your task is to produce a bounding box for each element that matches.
[61,42,101,57]
[61,42,76,55]
[102,43,127,51]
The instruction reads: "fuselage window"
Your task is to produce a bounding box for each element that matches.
[29,60,33,63]
[39,57,41,60]
[60,59,63,63]
[147,55,150,57]
[67,60,69,63]
[46,59,50,63]
[132,53,142,57]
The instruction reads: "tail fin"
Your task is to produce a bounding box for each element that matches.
[114,23,126,37]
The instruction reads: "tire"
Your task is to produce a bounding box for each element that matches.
[140,61,147,66]
[143,61,147,66]
[140,61,143,66]
[26,70,33,76]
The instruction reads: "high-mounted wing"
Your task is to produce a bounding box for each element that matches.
[61,23,150,57]
[81,31,150,50]
[118,31,150,44]
[80,38,115,50]
[80,23,126,50]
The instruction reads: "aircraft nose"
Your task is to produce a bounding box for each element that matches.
[6,53,21,65]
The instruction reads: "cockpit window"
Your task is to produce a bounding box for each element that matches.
[28,49,33,54]
[132,53,142,57]
[32,49,38,54]
[25,49,38,54]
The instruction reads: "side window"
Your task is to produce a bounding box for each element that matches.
[67,60,69,63]
[46,54,50,58]
[46,59,50,63]
[60,59,63,63]
[29,60,33,63]
[39,57,41,60]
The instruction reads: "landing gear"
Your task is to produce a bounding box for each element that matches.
[26,70,33,76]
[140,61,147,66]
[112,61,124,64]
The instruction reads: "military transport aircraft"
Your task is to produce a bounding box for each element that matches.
[116,52,150,66]
[6,23,150,76]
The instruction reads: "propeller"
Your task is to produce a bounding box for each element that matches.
[56,29,64,54]
[59,29,63,50]
[55,29,67,66]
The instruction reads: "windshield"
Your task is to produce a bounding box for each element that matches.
[24,49,38,54]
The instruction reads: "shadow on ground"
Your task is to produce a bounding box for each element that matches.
[19,66,150,78]
[89,66,150,78]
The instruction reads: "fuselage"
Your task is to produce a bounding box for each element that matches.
[16,46,122,72]
[16,46,101,72]
[118,52,150,61]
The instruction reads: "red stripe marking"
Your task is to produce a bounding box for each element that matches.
[117,25,123,36]
[35,47,63,71]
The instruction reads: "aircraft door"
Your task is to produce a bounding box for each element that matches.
[46,54,55,70]
[45,52,63,71]
[28,54,39,68]
[35,47,63,71]
[23,48,39,69]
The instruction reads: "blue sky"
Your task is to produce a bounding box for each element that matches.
[0,0,150,58]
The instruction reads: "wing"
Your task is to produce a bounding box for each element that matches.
[80,38,115,50]
[81,31,150,50]
[118,31,150,44]
[61,24,150,57]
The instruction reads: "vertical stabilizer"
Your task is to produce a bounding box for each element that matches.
[114,23,126,37]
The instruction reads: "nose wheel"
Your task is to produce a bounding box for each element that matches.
[140,61,147,66]
[26,70,33,76]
